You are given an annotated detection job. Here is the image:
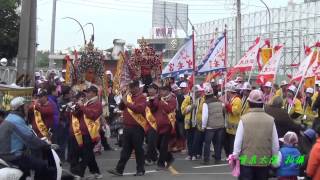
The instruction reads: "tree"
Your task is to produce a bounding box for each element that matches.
[0,0,21,61]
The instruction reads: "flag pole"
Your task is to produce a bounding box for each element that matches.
[224,25,228,103]
[288,51,312,113]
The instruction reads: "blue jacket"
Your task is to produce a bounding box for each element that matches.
[0,112,48,161]
[48,95,59,128]
[277,145,301,177]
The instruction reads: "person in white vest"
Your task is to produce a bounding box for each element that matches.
[233,89,279,180]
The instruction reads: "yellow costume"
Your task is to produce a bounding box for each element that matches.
[226,96,242,135]
[181,95,193,129]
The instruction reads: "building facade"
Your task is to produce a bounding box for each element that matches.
[194,1,320,78]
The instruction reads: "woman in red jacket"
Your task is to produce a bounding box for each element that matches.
[307,125,320,180]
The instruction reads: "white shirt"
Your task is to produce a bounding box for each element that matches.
[233,120,279,158]
[201,103,209,129]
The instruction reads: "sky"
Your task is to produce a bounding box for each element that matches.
[37,0,304,51]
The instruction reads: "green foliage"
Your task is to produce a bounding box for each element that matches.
[0,0,21,60]
[36,50,49,68]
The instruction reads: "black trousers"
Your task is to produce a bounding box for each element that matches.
[100,129,111,150]
[157,132,173,167]
[116,126,145,174]
[9,153,56,180]
[186,128,196,156]
[224,133,235,156]
[68,135,100,177]
[191,129,205,157]
[146,129,158,162]
[239,165,269,180]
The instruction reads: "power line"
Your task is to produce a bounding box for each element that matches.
[59,0,234,14]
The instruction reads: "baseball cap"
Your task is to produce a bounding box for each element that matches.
[179,82,188,88]
[85,86,98,94]
[37,89,48,97]
[204,85,213,95]
[288,85,297,93]
[303,128,316,140]
[306,87,314,94]
[241,82,252,90]
[247,90,264,103]
[35,72,40,77]
[279,131,298,145]
[10,97,29,110]
[225,82,237,92]
[264,81,273,88]
[195,84,204,92]
[179,74,184,78]
[280,80,288,87]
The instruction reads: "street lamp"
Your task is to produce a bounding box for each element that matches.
[259,0,272,44]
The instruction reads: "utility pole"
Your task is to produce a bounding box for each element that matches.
[49,0,57,69]
[16,0,37,86]
[235,0,241,65]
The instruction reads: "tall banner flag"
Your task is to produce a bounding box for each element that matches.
[257,45,284,84]
[231,37,261,73]
[197,35,226,75]
[305,51,319,78]
[162,38,193,77]
[291,51,314,82]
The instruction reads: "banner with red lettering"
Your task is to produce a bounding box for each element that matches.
[291,51,315,82]
[256,45,284,84]
[230,37,261,73]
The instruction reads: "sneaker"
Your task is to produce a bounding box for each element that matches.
[134,172,145,176]
[74,175,82,180]
[94,173,103,179]
[107,169,123,176]
[145,160,153,166]
[185,156,192,160]
[191,156,197,161]
[201,161,210,165]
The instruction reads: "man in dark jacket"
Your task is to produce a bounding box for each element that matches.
[0,97,55,180]
[265,96,301,137]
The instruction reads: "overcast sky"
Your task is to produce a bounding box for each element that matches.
[36,0,304,51]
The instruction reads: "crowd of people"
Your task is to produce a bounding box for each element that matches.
[1,69,320,180]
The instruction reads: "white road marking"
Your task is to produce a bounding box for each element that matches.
[122,170,158,176]
[193,164,229,169]
[178,172,232,175]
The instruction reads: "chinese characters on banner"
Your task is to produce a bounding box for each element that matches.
[232,37,261,72]
[162,38,193,77]
[197,35,226,75]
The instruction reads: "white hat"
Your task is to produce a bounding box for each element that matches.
[61,69,66,73]
[35,72,40,77]
[139,81,145,88]
[179,82,188,88]
[236,83,243,90]
[106,70,112,75]
[264,81,273,88]
[225,82,237,92]
[248,90,264,104]
[171,84,181,91]
[10,97,27,110]
[280,80,288,87]
[218,79,224,85]
[241,82,252,90]
[59,77,65,82]
[288,85,297,93]
[306,87,314,94]
[204,85,213,95]
[179,74,184,78]
[235,76,243,83]
[195,84,204,92]
[279,131,298,145]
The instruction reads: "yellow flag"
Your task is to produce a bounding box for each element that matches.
[261,48,273,65]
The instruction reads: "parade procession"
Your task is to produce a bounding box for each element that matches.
[2,0,320,180]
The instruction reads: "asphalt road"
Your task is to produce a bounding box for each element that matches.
[85,140,237,180]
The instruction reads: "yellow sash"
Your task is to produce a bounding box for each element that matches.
[168,112,176,130]
[34,107,49,138]
[84,115,100,142]
[145,107,157,130]
[161,97,176,130]
[127,95,148,131]
[71,115,83,146]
